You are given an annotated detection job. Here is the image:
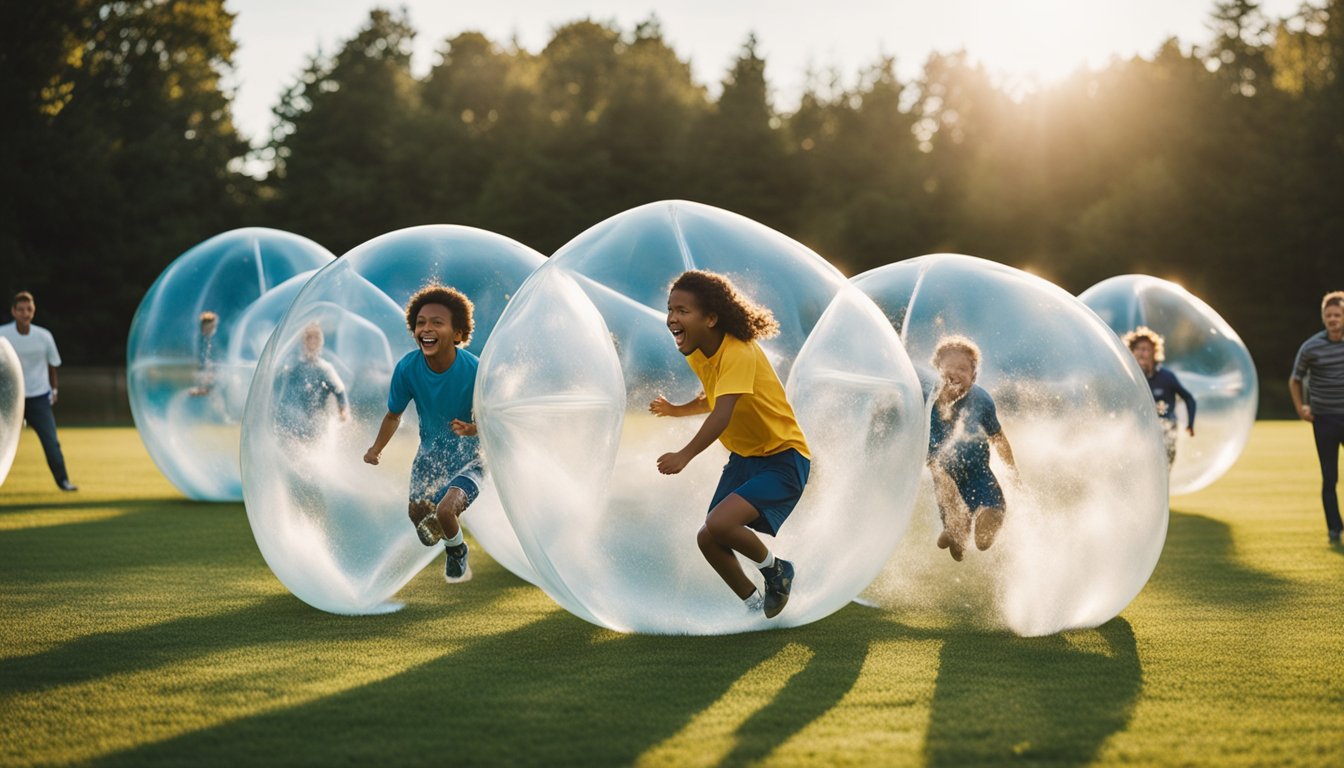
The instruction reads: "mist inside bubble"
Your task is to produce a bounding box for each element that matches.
[240,225,544,615]
[0,338,22,486]
[127,228,335,501]
[477,200,926,635]
[854,254,1169,637]
[1080,275,1258,494]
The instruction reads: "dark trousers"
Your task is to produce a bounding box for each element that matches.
[23,394,69,485]
[1312,413,1344,534]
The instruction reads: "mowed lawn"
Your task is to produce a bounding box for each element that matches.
[1,423,1340,767]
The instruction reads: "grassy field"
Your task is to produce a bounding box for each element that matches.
[1,423,1340,767]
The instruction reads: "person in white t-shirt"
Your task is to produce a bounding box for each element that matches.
[0,291,76,491]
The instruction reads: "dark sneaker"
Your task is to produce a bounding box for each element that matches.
[1330,530,1341,546]
[415,514,444,546]
[760,558,794,619]
[444,542,472,583]
[57,479,78,492]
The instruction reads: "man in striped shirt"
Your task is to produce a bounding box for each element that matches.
[1291,291,1344,545]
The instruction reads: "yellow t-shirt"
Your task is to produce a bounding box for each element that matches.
[686,335,811,459]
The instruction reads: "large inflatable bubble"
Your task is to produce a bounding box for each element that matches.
[854,254,1168,636]
[1080,275,1258,494]
[241,225,544,615]
[477,200,926,635]
[0,338,22,486]
[127,228,335,500]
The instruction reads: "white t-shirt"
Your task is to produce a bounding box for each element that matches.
[0,322,61,398]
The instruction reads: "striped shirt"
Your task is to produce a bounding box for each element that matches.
[1292,331,1344,415]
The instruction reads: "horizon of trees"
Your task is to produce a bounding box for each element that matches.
[3,0,1342,417]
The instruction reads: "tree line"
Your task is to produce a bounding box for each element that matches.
[2,0,1341,416]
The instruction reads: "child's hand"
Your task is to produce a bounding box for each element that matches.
[451,419,477,437]
[657,450,690,475]
[648,396,676,417]
[363,448,380,465]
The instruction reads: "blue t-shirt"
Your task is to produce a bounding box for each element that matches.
[388,348,480,466]
[1147,366,1196,428]
[928,384,1001,478]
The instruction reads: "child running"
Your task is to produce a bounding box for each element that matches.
[1122,326,1196,471]
[649,270,811,618]
[363,283,482,583]
[927,335,1018,561]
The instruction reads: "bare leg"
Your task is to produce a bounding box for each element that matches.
[974,506,1005,551]
[697,493,767,599]
[408,500,435,528]
[433,487,470,539]
[931,468,969,561]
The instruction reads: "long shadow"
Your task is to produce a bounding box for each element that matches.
[1,566,520,697]
[92,610,802,768]
[1148,510,1294,606]
[922,618,1141,767]
[0,501,257,584]
[0,497,196,515]
[717,610,874,766]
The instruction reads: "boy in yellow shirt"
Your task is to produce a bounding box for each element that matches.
[650,270,811,618]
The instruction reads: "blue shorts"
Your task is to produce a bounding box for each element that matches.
[951,468,1005,515]
[410,451,483,507]
[708,448,811,536]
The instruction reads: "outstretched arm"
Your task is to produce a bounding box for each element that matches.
[656,394,740,474]
[363,411,401,464]
[649,392,709,417]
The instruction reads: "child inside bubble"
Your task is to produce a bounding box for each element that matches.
[649,270,811,619]
[188,310,218,396]
[363,283,482,584]
[927,335,1018,561]
[1121,325,1196,471]
[277,322,350,442]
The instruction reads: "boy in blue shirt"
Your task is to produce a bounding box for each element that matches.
[927,335,1018,561]
[1122,326,1196,470]
[363,283,482,582]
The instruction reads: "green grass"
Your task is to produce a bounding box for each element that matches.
[1,424,1341,767]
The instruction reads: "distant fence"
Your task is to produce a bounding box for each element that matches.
[55,367,133,425]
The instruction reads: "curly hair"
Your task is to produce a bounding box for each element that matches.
[405,282,474,346]
[1121,325,1165,362]
[1322,291,1344,313]
[669,270,779,341]
[931,335,982,376]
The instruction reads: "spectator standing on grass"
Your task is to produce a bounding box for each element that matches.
[1290,290,1344,545]
[0,291,77,491]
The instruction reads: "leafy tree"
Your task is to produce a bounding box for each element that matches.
[267,8,420,254]
[1,0,252,364]
[686,35,798,231]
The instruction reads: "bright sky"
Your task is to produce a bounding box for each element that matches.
[226,0,1301,145]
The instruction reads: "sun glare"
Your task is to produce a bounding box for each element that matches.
[960,0,1117,87]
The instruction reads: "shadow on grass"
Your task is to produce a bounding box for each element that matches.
[86,606,1143,768]
[0,501,255,584]
[0,566,529,698]
[920,618,1140,766]
[1148,510,1294,606]
[90,609,811,768]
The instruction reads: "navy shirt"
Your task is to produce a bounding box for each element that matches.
[1147,367,1196,428]
[929,384,1001,477]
